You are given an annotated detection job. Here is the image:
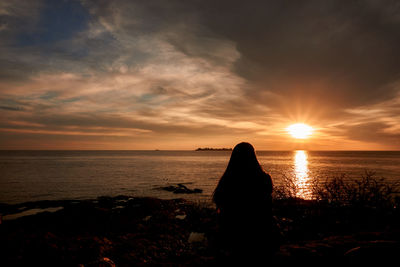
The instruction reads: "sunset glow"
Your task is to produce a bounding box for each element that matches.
[1,2,400,265]
[0,1,400,150]
[287,124,314,139]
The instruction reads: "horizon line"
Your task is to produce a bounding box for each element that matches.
[1,149,400,152]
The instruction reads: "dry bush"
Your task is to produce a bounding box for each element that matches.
[273,173,301,200]
[274,171,399,209]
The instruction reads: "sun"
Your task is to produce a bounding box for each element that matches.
[286,123,314,139]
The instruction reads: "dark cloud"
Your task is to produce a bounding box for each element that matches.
[0,106,22,111]
[184,0,400,107]
[89,0,400,107]
[3,1,400,100]
[344,122,400,148]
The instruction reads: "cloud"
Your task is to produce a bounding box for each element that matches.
[0,0,400,149]
[342,122,400,149]
[188,0,400,107]
[0,106,22,111]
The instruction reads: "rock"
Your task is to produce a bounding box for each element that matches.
[161,184,203,194]
[344,246,361,256]
[193,189,203,193]
[343,241,400,264]
[100,257,116,267]
[175,214,187,220]
[83,257,116,267]
[143,215,152,221]
[188,232,206,244]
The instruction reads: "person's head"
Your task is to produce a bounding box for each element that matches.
[213,142,265,204]
[225,142,263,175]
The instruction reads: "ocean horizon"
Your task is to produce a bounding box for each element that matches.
[1,150,399,204]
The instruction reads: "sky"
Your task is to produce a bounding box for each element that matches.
[0,0,400,150]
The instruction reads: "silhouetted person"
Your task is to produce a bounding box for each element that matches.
[213,142,276,264]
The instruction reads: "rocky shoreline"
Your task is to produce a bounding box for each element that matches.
[1,195,400,266]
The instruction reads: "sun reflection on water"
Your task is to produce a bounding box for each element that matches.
[294,150,311,199]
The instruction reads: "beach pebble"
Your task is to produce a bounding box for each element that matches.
[344,246,361,256]
[81,257,116,267]
[175,214,187,220]
[188,232,206,243]
[143,215,152,221]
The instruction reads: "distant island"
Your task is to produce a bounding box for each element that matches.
[195,147,232,151]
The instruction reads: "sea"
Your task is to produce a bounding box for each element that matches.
[0,150,399,204]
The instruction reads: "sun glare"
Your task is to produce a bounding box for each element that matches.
[287,123,313,139]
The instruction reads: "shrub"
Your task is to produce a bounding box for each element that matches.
[273,171,399,209]
[312,171,399,208]
[272,173,301,200]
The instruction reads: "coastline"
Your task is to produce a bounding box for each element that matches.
[1,195,399,266]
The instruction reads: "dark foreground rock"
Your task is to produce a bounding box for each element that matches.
[161,184,203,194]
[1,196,399,266]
